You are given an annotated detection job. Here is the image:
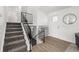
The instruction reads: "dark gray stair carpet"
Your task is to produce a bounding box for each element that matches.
[3,23,27,52]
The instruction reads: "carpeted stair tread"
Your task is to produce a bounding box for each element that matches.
[6,31,23,34]
[6,31,23,37]
[8,45,27,52]
[5,35,24,39]
[3,23,27,52]
[5,39,25,46]
[6,28,22,32]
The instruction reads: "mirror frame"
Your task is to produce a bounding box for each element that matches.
[63,13,77,25]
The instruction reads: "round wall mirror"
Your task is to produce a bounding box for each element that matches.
[63,13,77,25]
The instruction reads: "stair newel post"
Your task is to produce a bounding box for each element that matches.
[29,38,32,52]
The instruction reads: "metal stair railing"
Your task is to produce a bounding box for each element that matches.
[21,12,32,52]
[21,12,45,51]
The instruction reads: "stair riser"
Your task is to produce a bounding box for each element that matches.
[6,29,22,32]
[3,41,26,52]
[15,47,27,52]
[7,23,21,25]
[5,36,24,43]
[5,32,23,37]
[7,26,21,28]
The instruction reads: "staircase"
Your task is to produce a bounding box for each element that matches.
[3,23,27,52]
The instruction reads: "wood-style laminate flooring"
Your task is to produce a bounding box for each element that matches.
[32,36,72,52]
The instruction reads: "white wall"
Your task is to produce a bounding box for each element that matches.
[21,6,48,26]
[5,6,21,23]
[48,7,79,43]
[36,10,48,26]
[0,7,6,51]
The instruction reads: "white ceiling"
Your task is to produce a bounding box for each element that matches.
[21,6,71,14]
[38,6,71,14]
